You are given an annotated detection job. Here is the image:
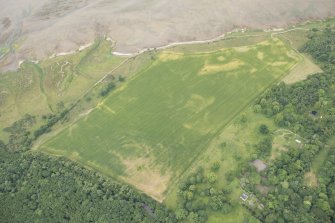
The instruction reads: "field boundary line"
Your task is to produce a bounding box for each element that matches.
[164,38,302,200]
[112,27,309,58]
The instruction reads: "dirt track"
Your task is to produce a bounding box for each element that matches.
[1,0,335,71]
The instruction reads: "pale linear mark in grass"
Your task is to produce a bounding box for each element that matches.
[164,40,301,200]
[160,35,279,63]
[286,49,301,60]
[198,39,286,76]
[68,124,76,137]
[183,123,192,129]
[217,56,225,61]
[275,39,285,46]
[107,148,172,202]
[45,53,131,143]
[101,104,116,114]
[34,52,145,151]
[30,63,54,113]
[250,68,257,74]
[271,61,288,66]
[69,151,80,159]
[184,94,215,113]
[198,59,245,76]
[121,156,171,202]
[122,142,153,155]
[60,61,70,74]
[234,45,251,52]
[258,41,271,46]
[257,52,264,60]
[37,47,131,145]
[184,111,214,135]
[158,52,184,62]
[79,108,94,121]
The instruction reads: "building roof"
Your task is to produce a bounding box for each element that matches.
[240,193,248,201]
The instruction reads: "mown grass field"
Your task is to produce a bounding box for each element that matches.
[39,37,299,201]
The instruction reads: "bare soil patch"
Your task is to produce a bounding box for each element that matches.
[304,171,318,187]
[282,54,323,84]
[256,184,271,195]
[252,159,267,172]
[121,157,171,202]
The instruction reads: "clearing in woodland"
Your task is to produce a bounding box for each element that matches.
[39,38,299,201]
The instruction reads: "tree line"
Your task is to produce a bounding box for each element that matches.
[245,27,335,223]
[1,102,175,223]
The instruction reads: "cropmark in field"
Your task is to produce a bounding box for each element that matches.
[39,38,299,201]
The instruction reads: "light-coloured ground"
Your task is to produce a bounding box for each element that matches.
[282,54,323,84]
[304,171,318,187]
[1,0,335,71]
[121,157,171,202]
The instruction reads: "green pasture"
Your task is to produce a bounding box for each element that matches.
[39,40,126,109]
[0,63,50,135]
[39,38,299,200]
[0,40,126,140]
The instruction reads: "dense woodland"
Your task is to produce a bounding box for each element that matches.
[246,28,335,222]
[174,164,235,223]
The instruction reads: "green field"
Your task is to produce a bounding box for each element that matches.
[163,106,276,222]
[0,40,127,140]
[39,37,299,201]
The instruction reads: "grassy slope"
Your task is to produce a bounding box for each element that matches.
[39,38,299,201]
[39,40,126,109]
[0,63,51,138]
[0,40,126,140]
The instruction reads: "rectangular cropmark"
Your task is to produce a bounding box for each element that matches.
[39,38,299,201]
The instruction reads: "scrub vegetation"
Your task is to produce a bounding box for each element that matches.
[0,39,127,138]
